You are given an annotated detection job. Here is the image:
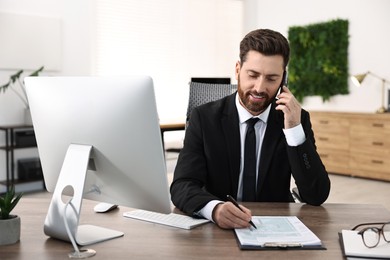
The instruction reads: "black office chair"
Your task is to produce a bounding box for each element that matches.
[165,82,236,153]
[291,187,302,203]
[186,81,237,127]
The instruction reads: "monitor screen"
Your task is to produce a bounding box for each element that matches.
[25,76,171,213]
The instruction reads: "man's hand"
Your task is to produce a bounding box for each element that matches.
[275,86,302,129]
[212,202,253,229]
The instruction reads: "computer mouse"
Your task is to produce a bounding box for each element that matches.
[94,202,118,213]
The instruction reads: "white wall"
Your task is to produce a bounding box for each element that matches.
[245,0,390,113]
[0,0,243,124]
[0,0,92,124]
[0,0,92,182]
[91,0,242,123]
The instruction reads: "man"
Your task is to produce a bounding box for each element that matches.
[170,29,330,229]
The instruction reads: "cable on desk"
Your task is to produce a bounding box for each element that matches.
[63,198,96,259]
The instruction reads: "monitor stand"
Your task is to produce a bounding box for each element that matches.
[43,144,124,246]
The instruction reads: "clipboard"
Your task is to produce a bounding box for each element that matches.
[234,216,326,250]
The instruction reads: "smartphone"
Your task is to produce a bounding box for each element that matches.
[276,70,288,98]
[281,70,288,88]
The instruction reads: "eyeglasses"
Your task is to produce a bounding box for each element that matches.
[352,222,390,248]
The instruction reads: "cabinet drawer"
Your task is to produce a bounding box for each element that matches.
[350,119,390,153]
[350,134,390,152]
[317,148,350,175]
[310,114,350,135]
[315,132,349,150]
[350,153,390,180]
[350,119,390,134]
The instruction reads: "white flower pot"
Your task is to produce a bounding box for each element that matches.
[0,215,21,246]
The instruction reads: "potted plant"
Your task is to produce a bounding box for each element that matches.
[0,66,44,124]
[0,186,23,246]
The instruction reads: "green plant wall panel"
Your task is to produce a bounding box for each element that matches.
[288,19,349,102]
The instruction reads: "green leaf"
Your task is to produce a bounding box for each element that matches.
[10,70,23,83]
[0,82,11,92]
[29,66,44,77]
[0,185,23,219]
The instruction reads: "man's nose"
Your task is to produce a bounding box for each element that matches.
[253,77,265,92]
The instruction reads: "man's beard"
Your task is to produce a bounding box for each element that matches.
[237,75,276,114]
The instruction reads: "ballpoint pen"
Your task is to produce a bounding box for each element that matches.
[226,195,257,229]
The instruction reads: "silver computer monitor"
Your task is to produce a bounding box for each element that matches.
[25,76,171,246]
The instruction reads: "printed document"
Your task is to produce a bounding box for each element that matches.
[234,216,322,249]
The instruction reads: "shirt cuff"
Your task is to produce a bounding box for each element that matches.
[283,124,306,146]
[198,200,223,222]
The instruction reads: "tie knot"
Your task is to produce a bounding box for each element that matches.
[246,118,259,128]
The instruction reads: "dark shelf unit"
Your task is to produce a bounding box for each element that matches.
[0,124,41,193]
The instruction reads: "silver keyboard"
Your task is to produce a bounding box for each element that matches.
[123,209,210,230]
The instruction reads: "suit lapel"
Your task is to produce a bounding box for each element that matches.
[256,102,284,196]
[221,94,241,197]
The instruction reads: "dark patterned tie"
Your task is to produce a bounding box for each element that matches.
[242,118,259,201]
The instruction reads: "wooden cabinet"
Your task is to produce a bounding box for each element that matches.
[349,117,390,180]
[309,111,390,181]
[310,112,351,175]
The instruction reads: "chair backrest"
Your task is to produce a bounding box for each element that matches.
[186,82,237,125]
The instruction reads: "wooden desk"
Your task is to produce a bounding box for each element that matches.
[160,123,185,151]
[2,194,390,260]
[160,123,185,132]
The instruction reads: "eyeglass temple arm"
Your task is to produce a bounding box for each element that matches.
[352,222,388,230]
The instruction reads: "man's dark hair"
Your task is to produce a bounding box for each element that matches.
[239,29,290,68]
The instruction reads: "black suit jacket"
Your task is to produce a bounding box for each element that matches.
[170,93,330,216]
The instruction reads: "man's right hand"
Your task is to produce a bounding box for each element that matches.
[212,202,253,229]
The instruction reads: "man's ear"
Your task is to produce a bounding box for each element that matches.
[235,61,241,80]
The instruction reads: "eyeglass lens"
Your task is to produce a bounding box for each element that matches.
[361,223,390,248]
[362,228,380,248]
[384,223,390,241]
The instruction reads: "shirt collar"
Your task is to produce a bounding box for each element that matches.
[235,93,271,124]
